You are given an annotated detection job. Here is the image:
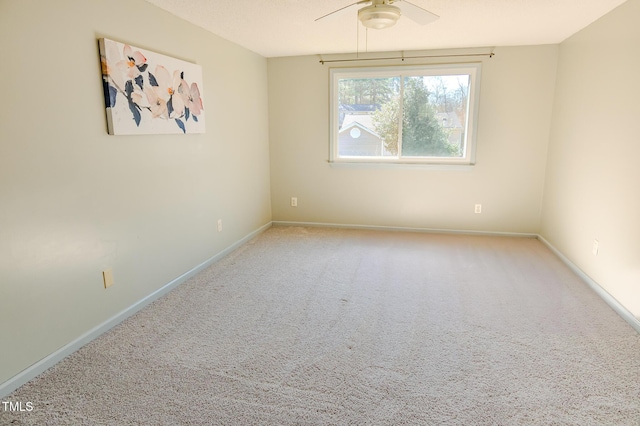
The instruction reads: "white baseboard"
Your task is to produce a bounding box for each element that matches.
[272,220,538,238]
[0,222,273,399]
[537,235,640,334]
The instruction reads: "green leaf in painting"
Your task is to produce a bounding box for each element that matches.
[125,80,134,97]
[148,72,158,87]
[167,98,174,117]
[103,81,117,108]
[128,99,141,127]
[175,119,186,133]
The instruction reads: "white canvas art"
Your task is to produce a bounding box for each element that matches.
[99,38,205,135]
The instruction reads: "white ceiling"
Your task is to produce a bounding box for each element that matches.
[144,0,628,58]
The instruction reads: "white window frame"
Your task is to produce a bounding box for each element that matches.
[329,63,482,166]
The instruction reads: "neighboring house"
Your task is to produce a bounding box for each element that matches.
[341,113,376,131]
[338,104,379,129]
[339,113,389,156]
[436,111,465,148]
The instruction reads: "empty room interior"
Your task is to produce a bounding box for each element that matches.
[1,0,639,423]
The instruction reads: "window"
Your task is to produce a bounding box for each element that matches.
[330,63,481,165]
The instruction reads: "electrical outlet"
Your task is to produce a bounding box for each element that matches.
[217,219,223,232]
[592,239,599,256]
[291,197,298,207]
[474,204,482,214]
[103,269,114,289]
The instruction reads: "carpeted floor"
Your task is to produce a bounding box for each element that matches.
[2,226,640,425]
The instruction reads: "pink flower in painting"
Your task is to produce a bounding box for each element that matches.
[143,86,168,119]
[168,71,186,119]
[180,81,203,117]
[117,45,147,79]
[143,66,187,119]
[130,87,148,110]
[102,41,126,92]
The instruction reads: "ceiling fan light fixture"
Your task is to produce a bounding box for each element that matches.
[358,4,401,30]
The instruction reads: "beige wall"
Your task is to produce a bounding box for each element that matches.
[541,0,640,318]
[268,46,558,233]
[0,0,271,384]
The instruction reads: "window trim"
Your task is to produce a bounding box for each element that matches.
[329,63,482,166]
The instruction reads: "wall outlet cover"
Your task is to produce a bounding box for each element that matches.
[103,269,114,289]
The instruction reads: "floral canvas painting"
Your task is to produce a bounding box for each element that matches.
[99,38,205,135]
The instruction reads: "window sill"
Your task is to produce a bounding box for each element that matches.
[327,160,476,171]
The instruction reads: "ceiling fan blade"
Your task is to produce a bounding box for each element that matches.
[315,1,369,22]
[398,0,439,25]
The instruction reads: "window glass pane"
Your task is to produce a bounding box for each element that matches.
[331,64,479,165]
[401,75,470,158]
[338,77,400,157]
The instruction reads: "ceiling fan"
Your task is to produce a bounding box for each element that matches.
[315,0,439,30]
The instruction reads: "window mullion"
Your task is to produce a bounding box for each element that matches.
[397,76,404,158]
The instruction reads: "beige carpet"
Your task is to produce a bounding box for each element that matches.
[3,226,640,425]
